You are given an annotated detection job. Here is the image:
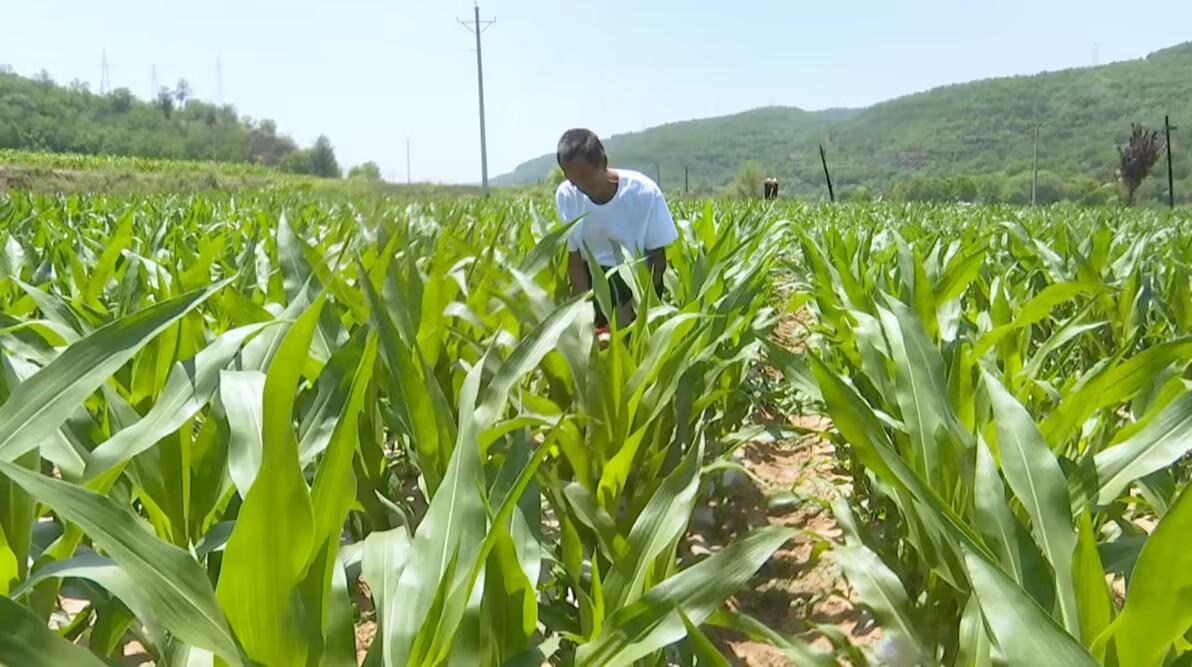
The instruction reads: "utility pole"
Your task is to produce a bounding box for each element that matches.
[150,65,158,99]
[1032,122,1040,206]
[1166,115,1178,209]
[819,144,836,203]
[458,3,495,193]
[406,138,412,185]
[685,165,689,194]
[656,162,662,190]
[100,50,112,95]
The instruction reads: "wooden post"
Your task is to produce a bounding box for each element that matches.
[819,144,836,203]
[1032,123,1040,206]
[1166,115,1178,209]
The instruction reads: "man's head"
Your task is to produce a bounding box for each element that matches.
[556,128,609,198]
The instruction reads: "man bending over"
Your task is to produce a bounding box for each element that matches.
[554,128,678,329]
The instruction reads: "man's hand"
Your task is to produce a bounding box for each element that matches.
[646,247,667,297]
[567,250,591,296]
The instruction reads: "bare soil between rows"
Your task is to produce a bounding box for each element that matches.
[696,420,882,665]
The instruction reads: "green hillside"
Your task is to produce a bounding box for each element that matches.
[497,42,1192,204]
[0,70,354,178]
[493,106,860,190]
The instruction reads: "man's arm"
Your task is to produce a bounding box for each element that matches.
[643,186,678,298]
[646,247,666,296]
[568,250,591,296]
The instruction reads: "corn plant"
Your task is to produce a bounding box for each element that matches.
[0,192,825,666]
[791,203,1192,665]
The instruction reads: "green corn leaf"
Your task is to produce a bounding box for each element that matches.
[361,257,449,493]
[833,497,925,663]
[603,439,703,610]
[974,282,1110,356]
[1042,337,1192,447]
[1072,512,1113,651]
[936,249,984,304]
[474,295,587,440]
[956,593,992,667]
[11,553,166,648]
[963,548,1097,666]
[0,523,18,595]
[277,212,314,304]
[809,352,989,568]
[973,436,1025,585]
[362,526,413,666]
[1108,482,1192,667]
[16,279,89,336]
[309,331,377,553]
[677,607,731,667]
[85,210,134,310]
[1093,391,1192,505]
[575,525,794,667]
[384,356,489,667]
[215,296,325,666]
[984,371,1080,637]
[0,446,37,588]
[562,482,624,561]
[0,462,241,663]
[0,594,106,667]
[84,322,269,480]
[423,425,554,666]
[878,299,961,488]
[218,370,267,498]
[323,551,359,667]
[704,609,835,667]
[297,330,366,463]
[0,282,227,463]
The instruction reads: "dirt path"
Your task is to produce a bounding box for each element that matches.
[695,420,882,666]
[689,307,883,666]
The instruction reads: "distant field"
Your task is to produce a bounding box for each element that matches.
[0,149,493,197]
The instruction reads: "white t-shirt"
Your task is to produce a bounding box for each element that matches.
[555,169,678,266]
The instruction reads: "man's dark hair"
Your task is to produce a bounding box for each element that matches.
[556,128,605,167]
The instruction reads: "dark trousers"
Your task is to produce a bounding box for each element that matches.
[587,265,633,327]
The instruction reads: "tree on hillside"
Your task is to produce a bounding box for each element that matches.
[1118,123,1164,206]
[280,150,312,175]
[0,68,328,167]
[309,135,341,178]
[174,79,192,106]
[109,88,133,113]
[248,119,299,166]
[348,161,382,181]
[156,87,175,117]
[728,161,767,198]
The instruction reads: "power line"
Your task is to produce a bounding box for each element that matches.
[458,3,495,193]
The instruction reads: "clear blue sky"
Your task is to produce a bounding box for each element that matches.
[2,0,1189,183]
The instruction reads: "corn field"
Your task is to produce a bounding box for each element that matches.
[0,193,1188,666]
[792,204,1192,666]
